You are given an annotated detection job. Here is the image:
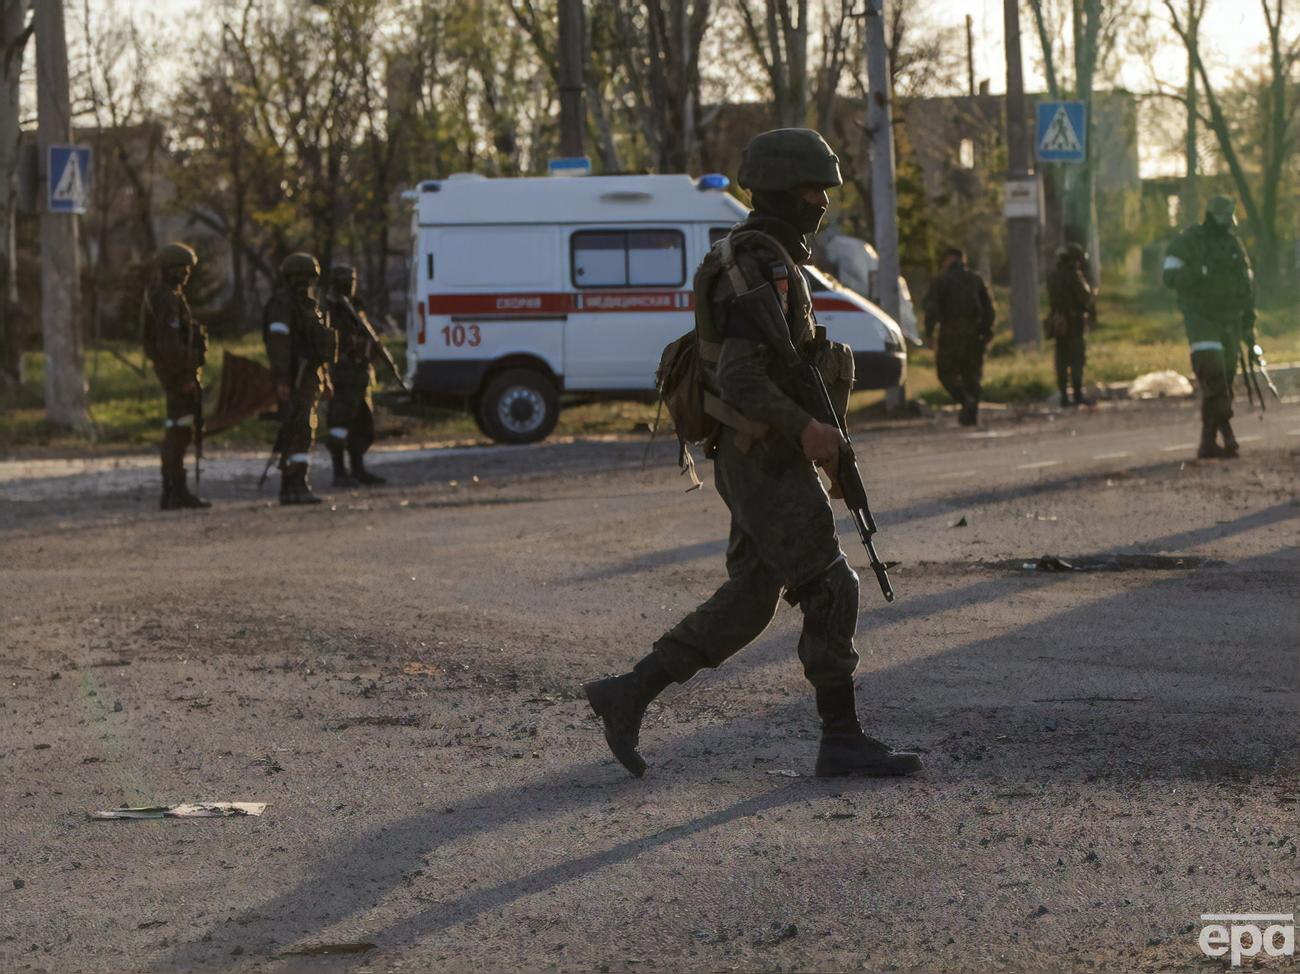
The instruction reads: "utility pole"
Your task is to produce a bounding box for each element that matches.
[864,0,906,414]
[1002,0,1041,349]
[556,0,585,159]
[965,14,976,97]
[35,0,89,430]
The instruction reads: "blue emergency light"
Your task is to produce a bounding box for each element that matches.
[420,180,441,192]
[697,173,729,191]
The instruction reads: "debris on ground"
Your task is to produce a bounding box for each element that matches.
[88,802,267,820]
[1030,555,1078,572]
[949,516,968,528]
[765,769,800,777]
[1004,554,1214,573]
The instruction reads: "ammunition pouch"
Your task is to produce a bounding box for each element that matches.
[303,315,339,368]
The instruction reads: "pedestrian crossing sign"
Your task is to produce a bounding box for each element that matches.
[1035,102,1087,163]
[48,145,92,214]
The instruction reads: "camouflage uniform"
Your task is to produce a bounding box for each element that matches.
[141,243,209,510]
[1163,196,1256,459]
[1047,243,1095,407]
[323,265,385,487]
[263,253,337,504]
[583,128,920,780]
[653,213,857,692]
[923,251,995,425]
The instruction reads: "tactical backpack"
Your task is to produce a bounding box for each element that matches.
[650,229,805,485]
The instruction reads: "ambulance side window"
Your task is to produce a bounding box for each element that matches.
[572,229,685,288]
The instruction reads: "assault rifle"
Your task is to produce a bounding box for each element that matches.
[731,280,895,603]
[192,382,205,487]
[258,361,307,491]
[340,296,408,392]
[1241,340,1281,413]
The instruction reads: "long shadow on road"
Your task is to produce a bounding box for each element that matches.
[152,518,1297,970]
[563,456,1248,585]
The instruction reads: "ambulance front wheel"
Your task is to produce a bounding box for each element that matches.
[475,368,560,444]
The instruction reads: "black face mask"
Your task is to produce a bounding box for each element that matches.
[752,189,827,236]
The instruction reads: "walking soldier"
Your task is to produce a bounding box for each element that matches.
[583,129,921,780]
[923,247,996,426]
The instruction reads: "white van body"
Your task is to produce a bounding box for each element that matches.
[405,173,907,443]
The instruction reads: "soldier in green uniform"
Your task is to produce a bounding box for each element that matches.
[1163,196,1257,459]
[583,129,921,780]
[141,242,210,511]
[323,265,386,487]
[923,247,996,426]
[1047,243,1096,408]
[263,252,337,504]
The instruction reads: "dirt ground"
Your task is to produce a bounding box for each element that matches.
[1,398,1297,973]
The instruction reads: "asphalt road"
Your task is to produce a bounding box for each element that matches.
[1,397,1297,973]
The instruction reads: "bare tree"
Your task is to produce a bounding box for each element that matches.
[734,0,809,127]
[1165,0,1300,292]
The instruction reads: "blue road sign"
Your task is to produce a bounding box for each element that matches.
[48,145,92,213]
[548,156,591,177]
[1035,102,1087,163]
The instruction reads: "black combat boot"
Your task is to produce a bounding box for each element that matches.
[1073,387,1094,407]
[957,396,977,426]
[280,464,323,505]
[174,472,211,509]
[1218,419,1239,459]
[1197,420,1223,460]
[1059,390,1072,409]
[328,439,358,487]
[349,448,387,486]
[583,655,674,778]
[814,684,922,778]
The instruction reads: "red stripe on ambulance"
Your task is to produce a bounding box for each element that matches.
[422,291,859,319]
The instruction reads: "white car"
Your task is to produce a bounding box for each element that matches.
[405,172,907,443]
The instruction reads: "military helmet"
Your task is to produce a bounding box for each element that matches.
[157,242,197,270]
[1058,242,1086,262]
[330,263,357,287]
[1206,195,1236,226]
[280,252,321,283]
[738,128,842,192]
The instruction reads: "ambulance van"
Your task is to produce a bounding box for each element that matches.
[405,172,907,443]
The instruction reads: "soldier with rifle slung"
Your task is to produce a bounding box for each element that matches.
[141,242,209,511]
[323,264,392,487]
[583,128,921,780]
[263,252,337,505]
[1163,195,1257,459]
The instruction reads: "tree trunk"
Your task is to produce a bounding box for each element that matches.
[1180,0,1199,226]
[0,0,31,387]
[35,0,91,431]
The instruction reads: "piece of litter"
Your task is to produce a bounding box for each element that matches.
[950,516,968,528]
[279,943,376,957]
[89,802,267,820]
[766,769,800,777]
[1034,555,1077,572]
[402,661,442,677]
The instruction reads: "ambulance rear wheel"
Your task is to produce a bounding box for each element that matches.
[476,369,559,444]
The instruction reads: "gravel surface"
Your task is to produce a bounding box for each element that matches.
[1,398,1297,973]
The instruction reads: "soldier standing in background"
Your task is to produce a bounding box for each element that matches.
[1163,196,1257,459]
[141,242,209,511]
[923,247,996,426]
[1047,243,1096,408]
[263,253,337,504]
[323,265,386,488]
[583,129,921,781]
